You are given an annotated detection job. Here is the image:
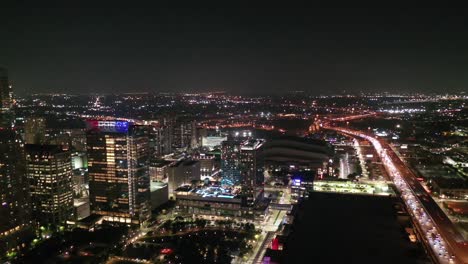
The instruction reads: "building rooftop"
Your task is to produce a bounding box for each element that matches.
[241,138,266,150]
[25,144,67,154]
[175,185,241,199]
[150,159,172,167]
[150,182,168,192]
[170,159,199,168]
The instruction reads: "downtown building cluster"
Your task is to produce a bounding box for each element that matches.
[0,68,281,261]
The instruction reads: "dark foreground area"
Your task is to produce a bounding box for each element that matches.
[283,192,429,264]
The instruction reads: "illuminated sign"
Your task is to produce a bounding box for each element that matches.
[293,179,301,186]
[87,120,130,133]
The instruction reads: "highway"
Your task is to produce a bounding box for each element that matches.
[326,112,378,122]
[327,126,468,264]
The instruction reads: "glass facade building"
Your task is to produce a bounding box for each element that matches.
[86,121,150,225]
[25,144,74,226]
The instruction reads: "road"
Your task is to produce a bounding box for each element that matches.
[251,232,275,264]
[327,126,468,264]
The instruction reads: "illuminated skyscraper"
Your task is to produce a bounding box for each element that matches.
[0,67,14,128]
[221,139,242,185]
[24,117,46,144]
[149,124,172,156]
[0,130,32,258]
[25,145,74,226]
[86,121,150,225]
[172,120,197,150]
[0,69,33,261]
[240,139,265,203]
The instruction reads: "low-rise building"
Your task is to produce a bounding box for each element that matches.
[174,185,245,217]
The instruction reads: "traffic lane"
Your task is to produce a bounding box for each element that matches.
[394,159,465,243]
[347,130,467,263]
[383,142,468,263]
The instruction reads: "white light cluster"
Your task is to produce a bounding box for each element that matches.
[380,108,425,114]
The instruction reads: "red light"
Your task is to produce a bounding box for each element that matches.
[271,238,279,250]
[161,248,173,254]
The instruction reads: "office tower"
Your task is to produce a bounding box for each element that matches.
[0,67,12,112]
[0,67,14,127]
[149,159,170,182]
[172,120,197,150]
[221,139,242,185]
[196,127,207,148]
[150,124,172,157]
[65,128,87,152]
[71,152,90,220]
[45,130,71,150]
[161,125,173,155]
[167,160,200,198]
[71,152,88,198]
[0,130,33,259]
[0,69,32,259]
[24,117,46,144]
[86,121,150,225]
[240,139,265,202]
[25,144,74,226]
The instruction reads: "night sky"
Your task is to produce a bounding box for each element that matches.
[1,6,468,95]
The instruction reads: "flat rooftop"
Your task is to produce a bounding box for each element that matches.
[241,138,265,150]
[283,192,428,264]
[150,159,172,167]
[313,180,396,196]
[150,182,167,192]
[73,198,89,207]
[170,159,199,167]
[175,185,241,199]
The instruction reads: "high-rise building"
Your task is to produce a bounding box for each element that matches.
[86,121,151,225]
[149,159,171,182]
[172,120,197,150]
[221,139,242,185]
[0,67,14,128]
[0,67,12,112]
[24,117,46,144]
[198,137,264,204]
[0,130,33,259]
[0,69,33,260]
[149,124,172,156]
[240,139,265,202]
[65,129,87,152]
[44,130,71,150]
[25,144,74,226]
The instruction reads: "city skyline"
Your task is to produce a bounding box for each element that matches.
[1,6,467,264]
[2,6,468,95]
